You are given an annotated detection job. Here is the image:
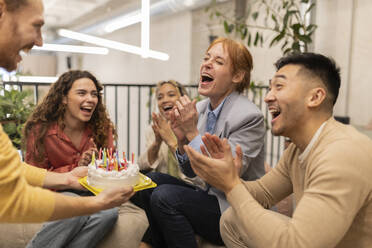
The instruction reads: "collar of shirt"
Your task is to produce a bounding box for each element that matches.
[206,94,229,119]
[46,122,93,150]
[298,121,327,163]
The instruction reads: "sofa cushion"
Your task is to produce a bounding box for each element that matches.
[0,201,225,248]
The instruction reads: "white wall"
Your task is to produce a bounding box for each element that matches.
[314,0,372,126]
[20,53,57,76]
[347,0,372,126]
[78,11,193,85]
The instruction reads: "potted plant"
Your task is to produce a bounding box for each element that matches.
[0,85,35,149]
[206,0,317,54]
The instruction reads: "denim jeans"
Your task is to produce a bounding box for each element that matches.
[136,172,224,248]
[26,191,118,248]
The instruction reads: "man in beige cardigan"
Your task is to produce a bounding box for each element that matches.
[185,53,372,248]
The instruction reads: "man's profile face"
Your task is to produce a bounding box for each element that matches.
[0,0,44,71]
[264,64,309,138]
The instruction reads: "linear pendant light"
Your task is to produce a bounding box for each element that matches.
[58,29,169,61]
[58,0,169,61]
[32,44,109,55]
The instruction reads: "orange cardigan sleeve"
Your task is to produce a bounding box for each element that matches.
[0,124,55,223]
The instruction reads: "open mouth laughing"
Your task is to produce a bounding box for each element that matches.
[17,45,34,63]
[162,104,174,114]
[269,107,281,123]
[80,106,94,115]
[200,73,214,86]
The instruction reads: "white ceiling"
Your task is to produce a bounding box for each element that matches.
[41,0,224,43]
[43,0,112,27]
[42,0,140,40]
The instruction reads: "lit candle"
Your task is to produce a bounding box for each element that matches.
[92,152,96,168]
[116,153,120,170]
[123,152,127,163]
[103,149,107,171]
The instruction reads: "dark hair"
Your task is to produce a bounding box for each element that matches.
[22,70,116,162]
[4,0,28,12]
[275,52,341,106]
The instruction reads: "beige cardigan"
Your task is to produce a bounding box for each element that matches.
[225,118,372,248]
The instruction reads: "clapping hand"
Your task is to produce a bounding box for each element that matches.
[152,112,177,149]
[78,138,98,167]
[172,95,199,141]
[184,134,243,194]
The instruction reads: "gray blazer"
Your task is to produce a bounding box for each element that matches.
[179,91,266,212]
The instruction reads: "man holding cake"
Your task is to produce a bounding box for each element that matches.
[0,0,134,225]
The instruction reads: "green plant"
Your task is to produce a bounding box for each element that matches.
[207,0,317,54]
[0,85,35,149]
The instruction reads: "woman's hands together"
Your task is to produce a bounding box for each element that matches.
[152,112,177,150]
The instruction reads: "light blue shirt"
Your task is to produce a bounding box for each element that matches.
[176,97,227,163]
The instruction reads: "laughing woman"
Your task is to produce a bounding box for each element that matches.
[137,37,266,248]
[138,80,201,182]
[22,70,118,248]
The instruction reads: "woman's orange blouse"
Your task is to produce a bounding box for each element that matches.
[26,122,114,173]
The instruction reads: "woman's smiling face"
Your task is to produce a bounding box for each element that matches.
[63,78,99,124]
[198,42,236,108]
[157,83,181,120]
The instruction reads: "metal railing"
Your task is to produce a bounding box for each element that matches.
[1,81,284,167]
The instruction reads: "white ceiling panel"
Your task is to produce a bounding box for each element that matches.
[43,0,113,27]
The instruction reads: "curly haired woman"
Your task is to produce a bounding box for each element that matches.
[22,70,118,248]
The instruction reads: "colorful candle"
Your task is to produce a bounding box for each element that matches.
[132,152,134,164]
[92,152,96,168]
[115,153,120,170]
[123,152,127,163]
[99,147,102,160]
[103,150,107,171]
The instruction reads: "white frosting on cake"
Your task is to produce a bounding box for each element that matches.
[87,159,140,188]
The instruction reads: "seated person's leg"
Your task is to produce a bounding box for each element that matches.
[220,207,251,248]
[133,172,196,246]
[66,207,118,248]
[149,183,224,248]
[26,192,89,248]
[132,172,195,209]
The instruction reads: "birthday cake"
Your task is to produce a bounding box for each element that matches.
[87,149,140,188]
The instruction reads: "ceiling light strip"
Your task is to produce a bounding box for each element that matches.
[104,12,142,33]
[141,0,150,58]
[17,76,58,83]
[33,44,109,55]
[58,29,169,61]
